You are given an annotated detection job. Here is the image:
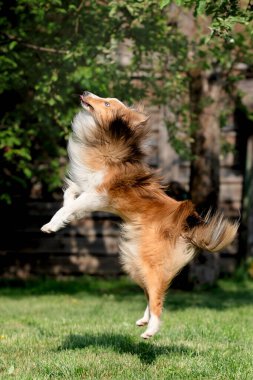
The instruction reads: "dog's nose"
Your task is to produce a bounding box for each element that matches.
[82,91,90,97]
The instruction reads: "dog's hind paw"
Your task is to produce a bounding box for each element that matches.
[136,318,149,327]
[141,330,154,339]
[140,315,160,339]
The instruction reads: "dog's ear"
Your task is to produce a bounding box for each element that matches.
[130,110,150,127]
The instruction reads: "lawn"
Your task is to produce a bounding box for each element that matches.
[0,277,252,380]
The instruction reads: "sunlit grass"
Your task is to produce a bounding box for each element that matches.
[0,277,252,379]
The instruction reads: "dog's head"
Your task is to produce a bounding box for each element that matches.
[80,91,148,128]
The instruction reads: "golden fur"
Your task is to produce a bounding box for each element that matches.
[42,91,239,338]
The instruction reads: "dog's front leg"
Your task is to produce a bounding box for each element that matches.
[41,192,107,233]
[63,180,81,208]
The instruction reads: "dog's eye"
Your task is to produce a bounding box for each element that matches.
[104,102,110,107]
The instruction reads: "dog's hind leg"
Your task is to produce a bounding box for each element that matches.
[139,240,196,339]
[136,304,150,327]
[140,274,167,339]
[136,290,150,327]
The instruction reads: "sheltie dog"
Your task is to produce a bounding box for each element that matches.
[41,91,238,339]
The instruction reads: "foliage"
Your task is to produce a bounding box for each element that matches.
[0,0,173,202]
[160,0,253,39]
[0,0,252,203]
[159,0,253,160]
[233,257,253,281]
[0,277,253,379]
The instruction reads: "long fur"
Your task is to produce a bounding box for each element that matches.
[187,210,239,252]
[41,92,239,339]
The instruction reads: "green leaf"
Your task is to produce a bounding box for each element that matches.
[23,167,32,178]
[194,0,206,16]
[160,0,171,9]
[9,41,17,50]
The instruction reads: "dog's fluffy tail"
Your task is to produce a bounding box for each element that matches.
[187,210,239,252]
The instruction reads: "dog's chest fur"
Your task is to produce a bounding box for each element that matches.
[67,111,106,192]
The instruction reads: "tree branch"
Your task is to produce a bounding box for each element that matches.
[5,34,70,55]
[21,42,70,54]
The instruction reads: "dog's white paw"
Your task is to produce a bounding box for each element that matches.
[136,318,149,327]
[41,223,57,234]
[141,330,155,339]
[140,315,160,339]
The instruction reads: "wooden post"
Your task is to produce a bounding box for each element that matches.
[241,135,253,258]
[189,71,222,212]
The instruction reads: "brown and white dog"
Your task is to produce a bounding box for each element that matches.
[41,91,238,339]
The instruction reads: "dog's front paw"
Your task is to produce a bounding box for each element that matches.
[41,223,57,234]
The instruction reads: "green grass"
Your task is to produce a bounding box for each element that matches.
[0,277,253,380]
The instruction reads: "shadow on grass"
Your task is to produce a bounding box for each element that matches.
[165,284,253,311]
[58,333,197,364]
[0,277,139,298]
[0,277,252,310]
